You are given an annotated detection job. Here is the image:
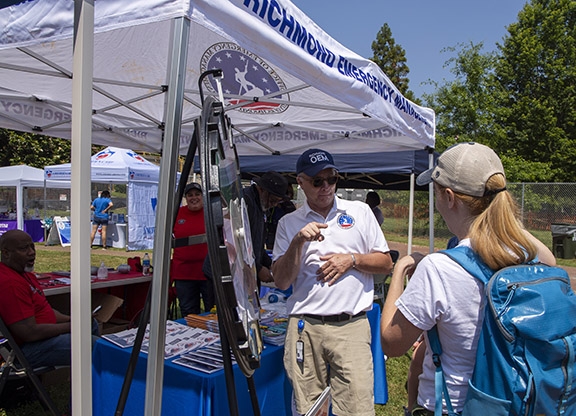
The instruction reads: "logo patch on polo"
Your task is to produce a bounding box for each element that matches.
[177,219,186,225]
[337,213,355,229]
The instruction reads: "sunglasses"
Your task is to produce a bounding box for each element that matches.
[309,175,339,188]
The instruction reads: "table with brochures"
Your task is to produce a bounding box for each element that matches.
[91,304,387,416]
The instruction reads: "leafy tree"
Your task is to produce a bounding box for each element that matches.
[423,0,575,183]
[0,129,72,168]
[496,0,576,181]
[371,23,418,102]
[0,129,111,168]
[422,42,507,152]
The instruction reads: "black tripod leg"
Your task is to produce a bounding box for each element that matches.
[217,310,240,416]
[247,375,261,416]
[114,289,151,416]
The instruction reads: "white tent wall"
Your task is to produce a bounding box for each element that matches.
[44,146,161,250]
[0,1,436,414]
[128,182,158,251]
[0,165,70,234]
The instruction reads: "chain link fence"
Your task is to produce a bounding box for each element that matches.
[366,183,576,257]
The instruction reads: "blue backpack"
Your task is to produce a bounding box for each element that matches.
[428,246,576,416]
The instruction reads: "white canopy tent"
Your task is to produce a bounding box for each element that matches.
[0,164,70,232]
[0,0,434,154]
[45,146,161,250]
[0,1,435,414]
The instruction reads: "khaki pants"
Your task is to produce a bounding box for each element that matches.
[284,314,374,416]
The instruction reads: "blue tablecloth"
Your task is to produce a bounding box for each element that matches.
[92,304,387,415]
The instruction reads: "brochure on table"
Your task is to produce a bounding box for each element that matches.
[102,320,219,360]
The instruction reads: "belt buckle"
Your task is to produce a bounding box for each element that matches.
[339,313,352,322]
[330,313,351,322]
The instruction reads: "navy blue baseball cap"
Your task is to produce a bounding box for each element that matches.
[296,149,338,177]
[184,182,202,195]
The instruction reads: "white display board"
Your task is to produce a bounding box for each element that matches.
[46,216,71,247]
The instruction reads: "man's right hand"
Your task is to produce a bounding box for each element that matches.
[297,222,328,243]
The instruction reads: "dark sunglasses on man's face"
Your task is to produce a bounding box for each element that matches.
[310,175,338,188]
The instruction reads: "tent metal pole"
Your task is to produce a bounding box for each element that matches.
[70,1,95,415]
[43,180,47,242]
[428,150,435,253]
[407,173,414,255]
[144,16,190,416]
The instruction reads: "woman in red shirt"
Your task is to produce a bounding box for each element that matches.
[171,183,213,316]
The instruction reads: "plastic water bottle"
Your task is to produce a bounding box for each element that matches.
[142,253,151,276]
[97,261,108,280]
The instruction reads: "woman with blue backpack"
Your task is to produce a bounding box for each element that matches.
[380,142,568,416]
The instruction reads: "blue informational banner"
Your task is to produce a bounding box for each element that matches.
[53,216,71,247]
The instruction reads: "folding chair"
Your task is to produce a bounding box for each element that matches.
[373,249,399,301]
[0,316,62,415]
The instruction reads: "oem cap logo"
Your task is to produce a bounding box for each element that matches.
[308,152,330,165]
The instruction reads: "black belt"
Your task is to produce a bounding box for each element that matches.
[302,311,366,323]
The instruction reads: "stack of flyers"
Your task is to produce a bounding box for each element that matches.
[102,328,139,349]
[259,309,281,327]
[102,320,220,359]
[184,313,219,333]
[173,341,235,374]
[261,322,287,346]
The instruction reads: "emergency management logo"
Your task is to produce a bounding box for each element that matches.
[200,43,289,114]
[127,150,147,163]
[337,213,355,229]
[94,149,114,160]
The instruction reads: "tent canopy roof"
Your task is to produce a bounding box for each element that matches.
[0,0,435,161]
[44,147,159,183]
[0,164,69,188]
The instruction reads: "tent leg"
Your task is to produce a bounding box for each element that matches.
[144,15,190,416]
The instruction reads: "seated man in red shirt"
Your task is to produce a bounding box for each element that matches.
[0,229,96,367]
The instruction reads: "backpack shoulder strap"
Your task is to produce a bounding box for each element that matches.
[440,245,494,285]
[426,246,493,416]
[428,326,459,416]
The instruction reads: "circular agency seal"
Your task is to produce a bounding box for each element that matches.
[337,213,355,229]
[200,42,289,114]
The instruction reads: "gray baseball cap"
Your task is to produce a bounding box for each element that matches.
[416,142,505,197]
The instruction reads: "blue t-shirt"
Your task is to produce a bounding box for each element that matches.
[92,197,111,220]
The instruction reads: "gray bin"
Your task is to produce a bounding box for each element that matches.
[551,224,576,259]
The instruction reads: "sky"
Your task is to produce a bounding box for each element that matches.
[291,0,528,99]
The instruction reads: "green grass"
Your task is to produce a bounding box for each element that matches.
[376,355,411,415]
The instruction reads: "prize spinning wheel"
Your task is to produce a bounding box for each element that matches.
[198,93,263,377]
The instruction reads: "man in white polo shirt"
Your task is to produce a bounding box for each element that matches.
[272,148,393,416]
